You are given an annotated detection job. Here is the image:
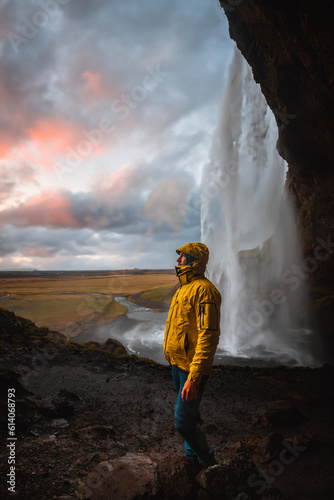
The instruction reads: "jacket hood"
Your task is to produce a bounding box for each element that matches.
[176,242,209,283]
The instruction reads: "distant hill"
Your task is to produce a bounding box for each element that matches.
[0,307,127,355]
[0,269,174,278]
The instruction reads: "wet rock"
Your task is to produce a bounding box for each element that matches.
[15,398,37,431]
[288,433,314,448]
[51,418,69,429]
[195,453,283,499]
[230,440,243,454]
[250,433,285,465]
[84,453,202,500]
[36,397,59,418]
[154,454,202,499]
[0,370,32,398]
[265,401,305,427]
[103,337,127,355]
[229,433,285,465]
[58,388,82,402]
[74,425,115,440]
[29,430,40,437]
[83,454,157,500]
[51,395,75,418]
[35,393,75,419]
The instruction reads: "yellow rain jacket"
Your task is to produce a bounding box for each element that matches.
[164,242,221,384]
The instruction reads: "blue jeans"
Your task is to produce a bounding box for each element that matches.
[172,365,217,467]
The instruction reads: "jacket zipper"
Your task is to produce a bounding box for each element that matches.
[200,304,206,329]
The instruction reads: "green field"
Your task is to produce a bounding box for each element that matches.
[0,270,177,338]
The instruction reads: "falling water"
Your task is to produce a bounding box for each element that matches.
[201,46,317,366]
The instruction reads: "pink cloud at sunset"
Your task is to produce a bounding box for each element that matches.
[0,192,80,229]
[22,247,52,258]
[93,164,147,199]
[81,71,120,106]
[1,116,101,173]
[0,139,14,157]
[25,118,102,171]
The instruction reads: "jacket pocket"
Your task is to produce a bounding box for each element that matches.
[199,302,219,331]
[184,332,189,355]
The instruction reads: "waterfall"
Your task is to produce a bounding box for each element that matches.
[201,46,316,366]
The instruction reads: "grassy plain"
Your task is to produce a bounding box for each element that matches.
[0,270,177,338]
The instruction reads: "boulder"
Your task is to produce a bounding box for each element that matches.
[83,454,157,500]
[51,395,75,418]
[229,433,285,466]
[51,418,69,429]
[196,453,283,499]
[252,433,285,464]
[155,454,202,499]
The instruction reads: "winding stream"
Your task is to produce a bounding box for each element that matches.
[75,296,169,364]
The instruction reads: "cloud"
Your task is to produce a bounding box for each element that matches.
[0,163,39,207]
[0,191,78,228]
[0,163,200,234]
[0,224,200,271]
[0,0,233,269]
[93,163,149,198]
[144,176,195,231]
[22,247,52,258]
[81,71,120,107]
[1,0,230,157]
[25,118,89,168]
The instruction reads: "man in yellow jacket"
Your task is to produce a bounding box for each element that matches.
[164,242,221,467]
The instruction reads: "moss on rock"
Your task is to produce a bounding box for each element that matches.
[0,307,128,356]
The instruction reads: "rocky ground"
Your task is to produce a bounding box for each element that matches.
[0,347,333,499]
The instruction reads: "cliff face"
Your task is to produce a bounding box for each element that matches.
[220,0,334,356]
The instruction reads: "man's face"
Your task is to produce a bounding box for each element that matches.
[177,252,187,266]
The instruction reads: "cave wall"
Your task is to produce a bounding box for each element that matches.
[220,0,334,358]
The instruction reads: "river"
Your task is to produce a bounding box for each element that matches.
[74,296,286,366]
[75,296,169,364]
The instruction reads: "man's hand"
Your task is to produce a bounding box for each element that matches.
[182,379,199,401]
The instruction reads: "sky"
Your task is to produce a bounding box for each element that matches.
[0,0,234,270]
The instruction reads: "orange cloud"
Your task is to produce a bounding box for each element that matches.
[1,115,108,173]
[24,118,83,168]
[81,71,119,106]
[2,117,107,172]
[92,164,144,205]
[0,192,80,228]
[0,139,13,157]
[22,247,52,258]
[25,192,79,227]
[104,164,138,192]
